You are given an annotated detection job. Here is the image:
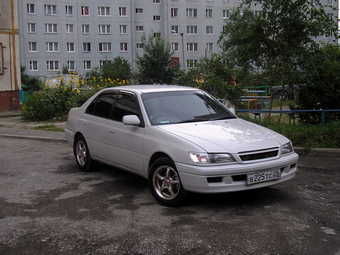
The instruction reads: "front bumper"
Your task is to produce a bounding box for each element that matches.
[176,152,299,193]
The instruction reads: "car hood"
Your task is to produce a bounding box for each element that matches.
[158,119,287,153]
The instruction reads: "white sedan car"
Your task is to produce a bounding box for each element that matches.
[65,85,298,206]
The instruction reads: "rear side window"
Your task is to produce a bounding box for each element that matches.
[112,93,139,122]
[86,93,116,119]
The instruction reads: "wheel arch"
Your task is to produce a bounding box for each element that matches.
[148,152,174,173]
[73,132,85,156]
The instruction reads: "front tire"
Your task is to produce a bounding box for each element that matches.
[74,135,95,172]
[148,157,187,206]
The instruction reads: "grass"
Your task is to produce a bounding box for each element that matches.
[32,124,64,132]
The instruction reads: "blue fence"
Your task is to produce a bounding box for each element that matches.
[236,109,340,127]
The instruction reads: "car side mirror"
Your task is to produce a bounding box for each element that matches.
[122,115,140,125]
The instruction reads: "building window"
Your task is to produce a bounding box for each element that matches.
[171,43,179,52]
[119,7,127,17]
[327,0,333,4]
[206,43,213,52]
[46,61,59,71]
[98,7,110,16]
[28,42,37,52]
[187,26,198,35]
[81,6,89,16]
[136,26,144,32]
[187,43,198,52]
[154,32,161,37]
[119,25,127,34]
[28,23,36,33]
[30,61,38,71]
[171,8,178,17]
[153,15,161,21]
[171,26,179,34]
[206,9,213,18]
[153,0,160,3]
[67,61,75,71]
[100,60,112,67]
[83,43,91,52]
[206,26,213,35]
[187,59,198,68]
[82,24,90,34]
[45,24,58,33]
[67,42,75,52]
[136,8,143,14]
[44,5,57,15]
[27,4,35,14]
[83,61,92,70]
[186,9,197,18]
[99,25,111,34]
[99,43,112,52]
[223,10,230,19]
[120,43,128,52]
[46,42,59,52]
[66,24,74,34]
[65,6,73,16]
[136,43,143,49]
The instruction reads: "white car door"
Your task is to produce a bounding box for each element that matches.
[106,92,146,174]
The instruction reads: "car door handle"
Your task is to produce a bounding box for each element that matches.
[82,122,87,126]
[108,131,114,134]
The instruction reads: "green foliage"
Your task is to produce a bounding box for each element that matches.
[21,65,41,93]
[291,44,340,124]
[85,56,132,82]
[136,32,175,84]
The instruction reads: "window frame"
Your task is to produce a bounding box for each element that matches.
[81,6,90,16]
[119,7,127,17]
[27,4,35,14]
[99,42,112,52]
[66,24,74,34]
[29,61,38,71]
[83,43,91,52]
[44,5,57,15]
[187,43,198,52]
[83,60,92,70]
[98,6,111,16]
[46,61,59,71]
[28,42,37,52]
[99,24,111,34]
[65,5,73,16]
[82,24,90,34]
[67,42,75,52]
[120,43,128,52]
[45,42,59,52]
[45,24,58,33]
[27,23,36,33]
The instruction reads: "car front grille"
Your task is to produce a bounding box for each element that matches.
[238,148,279,162]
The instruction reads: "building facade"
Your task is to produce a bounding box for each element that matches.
[0,0,21,111]
[17,0,338,79]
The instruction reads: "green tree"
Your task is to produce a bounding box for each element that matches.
[218,0,337,121]
[20,65,40,93]
[136,32,175,84]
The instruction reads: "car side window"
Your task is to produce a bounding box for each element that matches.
[112,93,139,122]
[85,93,116,119]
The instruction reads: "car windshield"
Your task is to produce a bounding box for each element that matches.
[142,90,236,125]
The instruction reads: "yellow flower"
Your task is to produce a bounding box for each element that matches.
[72,88,74,92]
[76,89,80,93]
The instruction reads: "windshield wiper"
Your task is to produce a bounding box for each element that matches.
[209,116,236,121]
[178,118,208,123]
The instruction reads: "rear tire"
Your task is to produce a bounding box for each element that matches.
[74,135,95,172]
[148,157,187,207]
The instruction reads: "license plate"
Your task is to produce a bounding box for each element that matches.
[247,169,281,185]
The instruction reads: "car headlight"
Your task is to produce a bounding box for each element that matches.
[189,152,236,164]
[281,142,293,155]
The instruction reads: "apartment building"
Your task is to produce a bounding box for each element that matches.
[18,0,337,78]
[0,0,21,111]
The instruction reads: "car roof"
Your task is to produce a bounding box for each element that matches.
[99,85,199,95]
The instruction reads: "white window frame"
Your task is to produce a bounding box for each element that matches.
[81,6,90,16]
[29,61,38,71]
[66,24,74,34]
[171,8,178,17]
[44,5,57,15]
[46,61,59,71]
[136,43,143,49]
[223,9,230,19]
[67,42,75,52]
[98,7,110,16]
[206,9,213,18]
[28,42,37,52]
[206,26,213,35]
[83,43,91,52]
[27,4,35,14]
[136,8,143,14]
[119,25,127,34]
[65,5,73,16]
[120,43,128,52]
[46,42,59,52]
[187,43,198,52]
[28,23,36,33]
[187,59,198,68]
[153,15,161,21]
[99,25,111,34]
[153,0,160,3]
[186,8,197,18]
[82,24,90,34]
[45,24,58,33]
[83,60,92,70]
[171,42,179,52]
[206,43,214,52]
[119,7,127,17]
[136,26,144,32]
[67,61,76,71]
[171,26,179,34]
[99,42,112,52]
[187,26,198,35]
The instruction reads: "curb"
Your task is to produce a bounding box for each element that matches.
[294,147,340,156]
[0,133,67,143]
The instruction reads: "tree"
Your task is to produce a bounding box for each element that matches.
[136,32,175,84]
[21,65,40,93]
[218,0,337,122]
